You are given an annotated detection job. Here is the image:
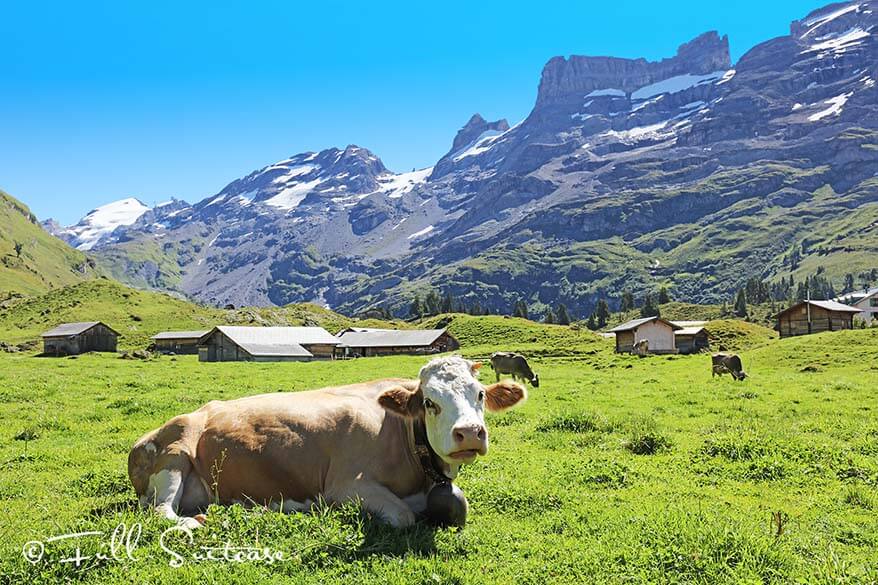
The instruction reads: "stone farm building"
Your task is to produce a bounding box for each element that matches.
[197,326,340,362]
[775,300,861,338]
[335,328,459,358]
[609,317,682,354]
[151,331,209,355]
[41,322,119,356]
[833,287,878,325]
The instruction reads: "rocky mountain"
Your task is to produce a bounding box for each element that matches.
[68,1,878,316]
[44,198,190,251]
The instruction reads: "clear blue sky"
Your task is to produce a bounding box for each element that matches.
[1,0,826,224]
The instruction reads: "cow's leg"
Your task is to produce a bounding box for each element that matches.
[328,480,416,527]
[141,454,204,530]
[495,370,500,383]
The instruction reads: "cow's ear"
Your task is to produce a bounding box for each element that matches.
[470,361,483,374]
[484,380,527,412]
[378,386,424,419]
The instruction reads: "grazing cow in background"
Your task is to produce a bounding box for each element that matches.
[633,339,649,356]
[490,352,540,388]
[128,356,526,529]
[712,353,747,381]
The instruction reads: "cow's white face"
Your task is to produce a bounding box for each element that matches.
[379,356,527,468]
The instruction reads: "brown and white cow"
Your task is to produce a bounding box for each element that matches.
[128,356,526,529]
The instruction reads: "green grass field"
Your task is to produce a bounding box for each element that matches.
[1,325,877,584]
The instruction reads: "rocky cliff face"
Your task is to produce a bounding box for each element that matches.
[76,1,878,316]
[535,31,730,107]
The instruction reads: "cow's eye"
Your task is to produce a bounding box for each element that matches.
[477,390,485,403]
[423,398,440,414]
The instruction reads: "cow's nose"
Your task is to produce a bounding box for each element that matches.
[453,424,487,446]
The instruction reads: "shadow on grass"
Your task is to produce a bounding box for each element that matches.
[354,515,440,558]
[84,498,140,520]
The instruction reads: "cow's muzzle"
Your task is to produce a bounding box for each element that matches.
[449,424,488,460]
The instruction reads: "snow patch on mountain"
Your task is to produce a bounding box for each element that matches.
[631,71,728,100]
[61,198,150,250]
[808,92,852,121]
[265,178,324,210]
[586,88,626,97]
[407,225,434,239]
[271,165,316,184]
[806,27,872,54]
[376,167,433,198]
[802,3,862,37]
[452,130,507,162]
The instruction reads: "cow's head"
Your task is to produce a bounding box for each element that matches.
[379,356,526,467]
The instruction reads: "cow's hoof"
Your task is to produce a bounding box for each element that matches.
[178,516,204,530]
[193,513,207,525]
[426,482,468,527]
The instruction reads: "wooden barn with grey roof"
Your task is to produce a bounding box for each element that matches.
[197,326,340,362]
[775,300,861,338]
[41,322,119,356]
[151,330,210,354]
[335,328,458,358]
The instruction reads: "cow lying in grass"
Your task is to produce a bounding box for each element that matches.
[128,356,526,529]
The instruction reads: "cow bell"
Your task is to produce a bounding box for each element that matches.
[426,481,468,527]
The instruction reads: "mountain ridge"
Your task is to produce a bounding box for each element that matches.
[47,0,878,316]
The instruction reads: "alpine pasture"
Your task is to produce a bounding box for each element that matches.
[1,314,877,584]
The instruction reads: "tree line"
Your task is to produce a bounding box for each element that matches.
[402,267,877,327]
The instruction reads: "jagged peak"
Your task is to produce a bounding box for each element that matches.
[450,114,510,153]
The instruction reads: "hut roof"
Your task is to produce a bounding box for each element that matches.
[775,300,861,318]
[674,326,707,336]
[201,326,339,357]
[42,322,118,338]
[336,326,392,335]
[834,287,878,305]
[337,329,448,348]
[151,330,210,340]
[608,316,682,333]
[670,320,708,328]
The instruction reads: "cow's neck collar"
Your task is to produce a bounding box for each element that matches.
[411,418,459,484]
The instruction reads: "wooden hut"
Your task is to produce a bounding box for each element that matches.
[151,331,209,354]
[335,328,459,358]
[775,300,861,338]
[41,322,119,356]
[197,326,340,362]
[608,316,681,354]
[673,324,710,354]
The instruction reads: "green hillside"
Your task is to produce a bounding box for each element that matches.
[0,279,405,349]
[608,301,782,329]
[420,312,606,357]
[0,190,98,295]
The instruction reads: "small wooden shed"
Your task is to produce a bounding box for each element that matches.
[41,322,119,356]
[673,325,710,355]
[608,316,681,354]
[151,331,209,354]
[775,300,861,338]
[197,326,340,362]
[335,328,459,358]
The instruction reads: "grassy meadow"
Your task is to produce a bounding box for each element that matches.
[1,321,877,584]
